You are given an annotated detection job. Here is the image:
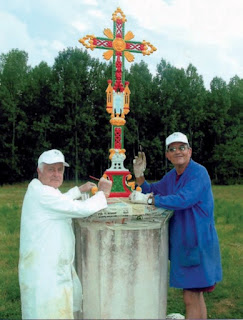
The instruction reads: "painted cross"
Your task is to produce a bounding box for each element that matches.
[79,8,156,90]
[79,7,156,197]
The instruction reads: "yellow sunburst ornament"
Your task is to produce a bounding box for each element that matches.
[103,50,114,60]
[104,28,113,39]
[124,31,134,41]
[124,51,135,62]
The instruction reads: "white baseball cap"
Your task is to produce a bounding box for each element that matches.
[38,149,69,167]
[166,132,189,148]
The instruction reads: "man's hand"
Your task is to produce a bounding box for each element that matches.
[98,177,112,198]
[133,152,146,178]
[79,182,97,193]
[129,191,151,204]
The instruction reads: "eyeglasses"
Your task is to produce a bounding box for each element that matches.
[168,145,188,152]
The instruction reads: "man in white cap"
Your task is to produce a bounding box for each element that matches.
[131,133,222,319]
[19,149,111,319]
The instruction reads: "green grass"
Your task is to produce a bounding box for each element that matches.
[0,183,242,318]
[0,205,21,318]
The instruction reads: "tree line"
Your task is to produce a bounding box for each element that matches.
[0,48,242,185]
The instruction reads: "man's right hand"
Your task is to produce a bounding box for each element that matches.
[79,182,97,193]
[98,177,112,198]
[133,152,146,178]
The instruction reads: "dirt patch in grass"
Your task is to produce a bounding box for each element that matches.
[213,298,235,314]
[213,185,243,205]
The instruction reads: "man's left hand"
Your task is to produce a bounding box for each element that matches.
[129,191,151,204]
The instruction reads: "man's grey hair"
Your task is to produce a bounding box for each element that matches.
[38,162,45,172]
[37,162,65,172]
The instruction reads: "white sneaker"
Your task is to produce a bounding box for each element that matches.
[166,313,185,319]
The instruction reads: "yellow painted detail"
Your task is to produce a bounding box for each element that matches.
[103,174,108,179]
[103,28,113,39]
[126,174,132,180]
[109,149,116,160]
[79,35,96,50]
[112,7,127,23]
[119,149,126,155]
[128,181,135,189]
[142,41,157,56]
[112,38,126,52]
[124,51,135,62]
[103,50,114,61]
[124,83,130,114]
[136,186,142,192]
[106,82,113,113]
[110,117,126,126]
[91,186,98,194]
[124,31,134,41]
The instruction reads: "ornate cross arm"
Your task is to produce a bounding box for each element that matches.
[79,7,156,63]
[79,36,156,61]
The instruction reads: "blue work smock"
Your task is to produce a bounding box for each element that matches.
[141,159,222,289]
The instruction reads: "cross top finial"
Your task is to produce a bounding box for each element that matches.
[112,7,127,23]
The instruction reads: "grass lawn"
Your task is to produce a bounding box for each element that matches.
[0,182,242,319]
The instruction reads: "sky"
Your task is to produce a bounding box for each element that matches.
[1,0,243,89]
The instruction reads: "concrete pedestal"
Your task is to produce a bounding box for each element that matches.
[74,198,172,319]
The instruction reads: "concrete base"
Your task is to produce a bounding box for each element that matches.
[74,198,172,319]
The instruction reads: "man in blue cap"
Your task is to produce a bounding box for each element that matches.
[131,132,222,319]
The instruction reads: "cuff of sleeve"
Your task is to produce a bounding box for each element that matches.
[135,173,144,178]
[140,180,150,193]
[153,194,159,207]
[65,186,82,200]
[85,191,108,213]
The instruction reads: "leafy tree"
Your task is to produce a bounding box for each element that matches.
[152,59,188,175]
[0,48,242,185]
[0,49,30,182]
[20,61,53,179]
[86,59,111,178]
[180,64,207,165]
[211,137,242,184]
[126,60,155,175]
[203,77,231,181]
[50,48,106,181]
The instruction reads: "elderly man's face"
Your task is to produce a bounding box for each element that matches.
[166,142,192,169]
[37,163,64,189]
